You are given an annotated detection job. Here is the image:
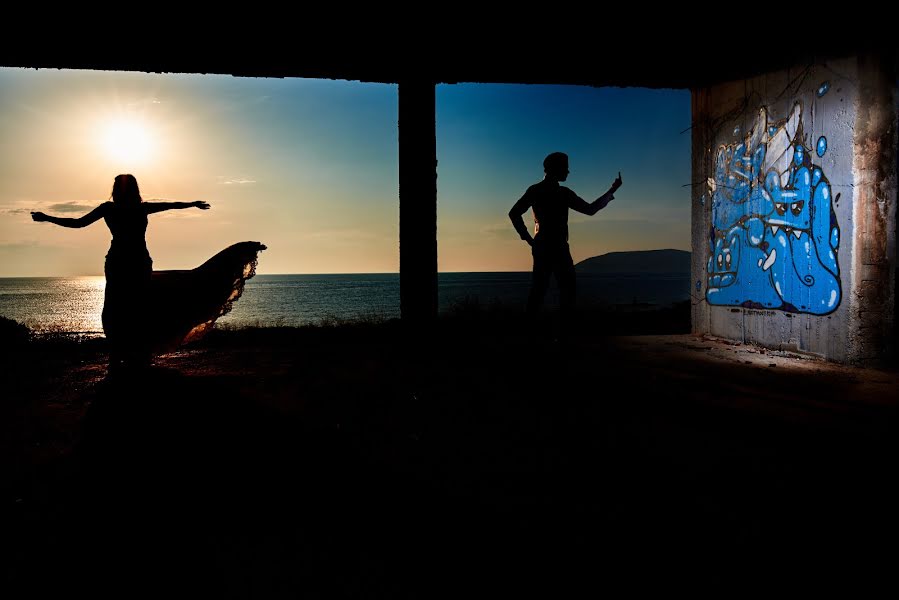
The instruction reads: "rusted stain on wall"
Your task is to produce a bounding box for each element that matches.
[850,54,897,362]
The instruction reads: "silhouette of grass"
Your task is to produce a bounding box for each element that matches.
[1,298,689,361]
[0,315,30,347]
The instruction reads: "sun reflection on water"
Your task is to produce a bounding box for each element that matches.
[0,276,106,335]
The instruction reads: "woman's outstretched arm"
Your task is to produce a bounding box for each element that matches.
[144,201,210,214]
[31,203,108,228]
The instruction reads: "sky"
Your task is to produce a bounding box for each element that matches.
[0,68,690,276]
[437,84,691,270]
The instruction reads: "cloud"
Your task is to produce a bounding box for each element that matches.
[47,202,94,213]
[480,220,520,239]
[472,214,676,239]
[573,216,686,228]
[0,241,39,249]
[0,198,39,215]
[217,176,257,185]
[298,229,383,243]
[126,97,162,108]
[568,215,655,225]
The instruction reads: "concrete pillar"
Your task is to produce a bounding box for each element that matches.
[848,55,897,362]
[398,81,438,326]
[691,89,713,337]
[691,52,897,364]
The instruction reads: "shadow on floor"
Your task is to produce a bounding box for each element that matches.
[6,331,899,595]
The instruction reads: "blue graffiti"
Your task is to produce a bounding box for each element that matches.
[710,111,772,231]
[707,221,782,308]
[706,103,841,315]
[816,81,830,97]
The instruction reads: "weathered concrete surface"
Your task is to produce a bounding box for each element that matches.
[692,53,896,364]
[849,55,898,363]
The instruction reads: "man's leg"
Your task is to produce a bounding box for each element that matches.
[555,245,576,342]
[527,246,553,317]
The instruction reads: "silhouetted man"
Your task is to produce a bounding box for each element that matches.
[509,152,622,339]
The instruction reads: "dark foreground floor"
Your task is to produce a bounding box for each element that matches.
[3,321,898,595]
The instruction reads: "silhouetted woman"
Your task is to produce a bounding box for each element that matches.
[32,174,265,371]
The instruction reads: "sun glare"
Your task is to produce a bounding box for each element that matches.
[101,118,155,165]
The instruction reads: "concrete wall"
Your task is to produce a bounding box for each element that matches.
[691,54,897,364]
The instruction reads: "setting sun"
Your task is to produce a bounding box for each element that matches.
[101,118,155,165]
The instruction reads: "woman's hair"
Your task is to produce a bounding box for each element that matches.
[111,174,142,205]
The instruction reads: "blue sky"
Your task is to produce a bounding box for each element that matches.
[437,83,691,270]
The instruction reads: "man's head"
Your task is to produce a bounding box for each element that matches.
[543,152,569,182]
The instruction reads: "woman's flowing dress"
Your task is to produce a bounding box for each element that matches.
[101,202,265,357]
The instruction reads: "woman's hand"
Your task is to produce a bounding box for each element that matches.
[193,201,211,210]
[31,211,48,222]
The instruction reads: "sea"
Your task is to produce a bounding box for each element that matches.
[0,273,690,334]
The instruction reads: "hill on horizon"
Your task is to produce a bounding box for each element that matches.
[575,249,690,274]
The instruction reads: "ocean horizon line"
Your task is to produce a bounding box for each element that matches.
[1,271,690,333]
[0,269,695,279]
[0,271,541,279]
